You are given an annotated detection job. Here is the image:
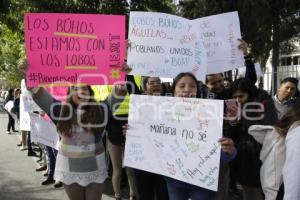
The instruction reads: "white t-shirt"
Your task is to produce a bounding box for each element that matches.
[283,124,300,200]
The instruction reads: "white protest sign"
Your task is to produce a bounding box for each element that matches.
[124,95,224,191]
[194,11,244,74]
[22,94,42,112]
[127,12,207,81]
[29,113,59,150]
[20,94,31,131]
[21,79,42,112]
[4,100,14,113]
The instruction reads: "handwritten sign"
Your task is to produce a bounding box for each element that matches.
[44,86,68,101]
[127,12,207,81]
[25,13,125,87]
[127,11,244,79]
[124,95,224,191]
[194,11,244,74]
[29,113,59,150]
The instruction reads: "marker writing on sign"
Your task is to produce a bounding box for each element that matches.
[150,124,177,135]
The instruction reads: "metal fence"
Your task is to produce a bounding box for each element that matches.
[263,64,300,94]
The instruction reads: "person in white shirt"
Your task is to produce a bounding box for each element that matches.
[274,99,300,200]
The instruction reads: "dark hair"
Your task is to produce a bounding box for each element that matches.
[205,73,223,84]
[56,85,104,137]
[229,78,258,102]
[275,99,300,136]
[171,72,200,98]
[8,88,14,96]
[14,88,21,94]
[280,77,298,86]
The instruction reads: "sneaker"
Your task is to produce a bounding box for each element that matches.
[36,165,47,172]
[20,146,28,151]
[17,142,22,146]
[54,181,63,188]
[41,178,55,185]
[6,131,11,134]
[12,130,18,133]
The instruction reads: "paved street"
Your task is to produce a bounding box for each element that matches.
[0,113,116,200]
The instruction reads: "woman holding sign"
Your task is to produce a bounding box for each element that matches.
[164,72,236,200]
[29,84,111,200]
[19,57,123,200]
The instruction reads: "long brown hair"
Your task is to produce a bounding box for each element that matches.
[56,85,105,137]
[274,99,300,136]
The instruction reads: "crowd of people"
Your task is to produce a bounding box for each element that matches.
[2,37,299,200]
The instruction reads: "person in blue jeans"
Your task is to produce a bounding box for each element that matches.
[42,145,58,185]
[165,72,237,200]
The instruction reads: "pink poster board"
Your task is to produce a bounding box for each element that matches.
[24,13,125,87]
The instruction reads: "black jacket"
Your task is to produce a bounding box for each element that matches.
[226,89,277,187]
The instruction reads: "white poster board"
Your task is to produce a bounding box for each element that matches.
[29,113,59,150]
[124,95,224,191]
[127,11,244,79]
[20,94,31,131]
[22,94,42,112]
[194,11,244,74]
[4,100,14,113]
[21,79,42,112]
[127,12,207,81]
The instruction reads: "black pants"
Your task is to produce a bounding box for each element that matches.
[7,114,15,132]
[133,169,169,200]
[276,184,284,200]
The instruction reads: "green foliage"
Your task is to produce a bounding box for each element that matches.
[0,0,31,88]
[0,23,24,88]
[100,0,129,15]
[130,0,176,14]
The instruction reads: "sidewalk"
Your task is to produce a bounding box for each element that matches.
[0,113,117,200]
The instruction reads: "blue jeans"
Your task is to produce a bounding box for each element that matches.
[165,177,216,200]
[45,146,58,178]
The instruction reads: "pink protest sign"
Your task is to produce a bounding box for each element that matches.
[44,86,67,101]
[24,13,125,87]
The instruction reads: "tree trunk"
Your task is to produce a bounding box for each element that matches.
[271,6,280,95]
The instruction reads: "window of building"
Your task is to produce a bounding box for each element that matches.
[286,57,292,65]
[280,57,286,66]
[293,56,299,65]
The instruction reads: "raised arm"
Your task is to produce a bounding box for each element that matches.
[31,87,61,124]
[238,39,257,84]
